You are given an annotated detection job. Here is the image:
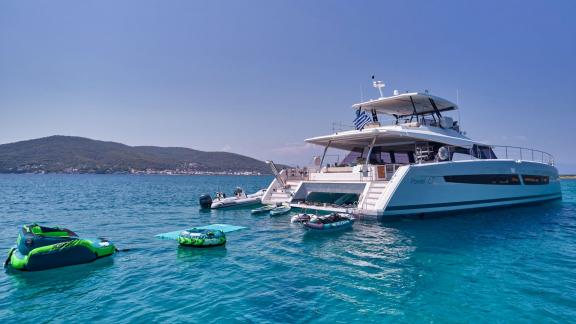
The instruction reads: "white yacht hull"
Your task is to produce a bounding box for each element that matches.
[381,160,561,217]
[262,160,561,218]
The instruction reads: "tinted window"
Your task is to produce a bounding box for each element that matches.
[341,148,363,165]
[522,175,549,185]
[470,145,498,159]
[395,153,410,164]
[444,174,521,185]
[380,152,392,163]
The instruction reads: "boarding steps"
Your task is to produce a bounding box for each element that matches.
[268,191,292,203]
[285,180,301,189]
[268,190,292,204]
[361,181,388,209]
[267,180,299,204]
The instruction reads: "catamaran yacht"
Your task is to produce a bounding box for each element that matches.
[262,85,561,218]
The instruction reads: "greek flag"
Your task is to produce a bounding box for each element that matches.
[353,108,371,130]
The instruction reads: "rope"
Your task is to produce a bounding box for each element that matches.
[4,248,14,268]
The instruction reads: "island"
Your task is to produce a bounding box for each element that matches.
[0,136,280,175]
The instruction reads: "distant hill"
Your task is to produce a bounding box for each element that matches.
[0,136,278,175]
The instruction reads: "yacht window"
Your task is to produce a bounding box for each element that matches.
[394,153,410,164]
[341,148,363,166]
[444,174,521,185]
[522,175,549,185]
[380,152,392,163]
[368,148,391,165]
[451,146,496,160]
[470,145,497,159]
[356,147,393,165]
[451,152,469,161]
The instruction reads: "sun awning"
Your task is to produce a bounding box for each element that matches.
[352,92,457,117]
[305,128,478,151]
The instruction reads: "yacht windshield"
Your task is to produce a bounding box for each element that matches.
[340,147,415,166]
[339,143,496,166]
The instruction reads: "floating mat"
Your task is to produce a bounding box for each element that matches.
[155,224,247,240]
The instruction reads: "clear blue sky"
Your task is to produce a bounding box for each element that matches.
[1,1,575,171]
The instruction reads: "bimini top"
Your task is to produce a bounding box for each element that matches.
[352,92,458,117]
[305,126,479,151]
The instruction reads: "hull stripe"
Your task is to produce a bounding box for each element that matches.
[386,192,562,211]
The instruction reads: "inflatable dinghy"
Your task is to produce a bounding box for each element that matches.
[304,213,354,231]
[269,204,291,216]
[251,205,276,214]
[200,187,266,209]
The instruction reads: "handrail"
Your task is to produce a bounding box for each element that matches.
[266,160,286,187]
[449,144,554,165]
[489,144,553,160]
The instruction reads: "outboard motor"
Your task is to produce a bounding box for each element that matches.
[199,194,213,209]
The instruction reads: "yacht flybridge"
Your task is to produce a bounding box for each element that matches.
[262,85,561,218]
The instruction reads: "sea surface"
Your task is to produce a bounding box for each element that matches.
[0,175,575,323]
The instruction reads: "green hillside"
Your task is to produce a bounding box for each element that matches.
[0,136,277,174]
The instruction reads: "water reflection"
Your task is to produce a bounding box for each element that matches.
[301,227,353,241]
[6,257,114,291]
[176,245,227,262]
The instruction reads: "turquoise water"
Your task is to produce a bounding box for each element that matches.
[0,175,575,323]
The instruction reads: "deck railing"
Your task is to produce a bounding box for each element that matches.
[286,168,309,181]
[451,145,554,165]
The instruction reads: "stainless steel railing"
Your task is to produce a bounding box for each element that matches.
[450,145,554,165]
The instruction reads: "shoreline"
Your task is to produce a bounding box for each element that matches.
[0,173,272,176]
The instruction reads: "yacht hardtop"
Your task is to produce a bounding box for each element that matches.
[262,84,561,218]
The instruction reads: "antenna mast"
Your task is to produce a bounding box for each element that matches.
[457,89,462,131]
[371,75,385,98]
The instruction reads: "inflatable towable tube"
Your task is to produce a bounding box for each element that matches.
[178,228,226,247]
[5,224,115,271]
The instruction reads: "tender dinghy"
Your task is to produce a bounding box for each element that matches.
[304,213,354,231]
[251,205,276,214]
[269,204,291,216]
[210,187,266,209]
